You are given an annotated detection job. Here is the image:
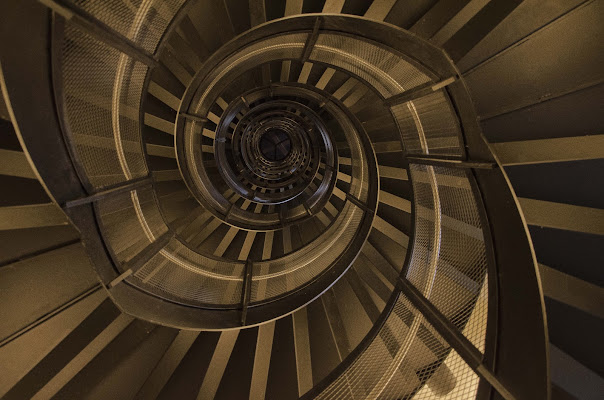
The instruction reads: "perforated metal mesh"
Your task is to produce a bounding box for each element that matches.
[192,33,308,111]
[310,34,430,98]
[69,0,185,53]
[349,149,371,203]
[405,164,438,294]
[407,165,488,353]
[57,8,491,375]
[391,90,463,157]
[251,202,365,302]
[61,24,147,189]
[96,185,168,264]
[130,237,245,305]
[315,294,480,399]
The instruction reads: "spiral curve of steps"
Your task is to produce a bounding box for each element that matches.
[1,0,603,399]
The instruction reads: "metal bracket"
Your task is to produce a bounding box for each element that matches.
[107,231,173,289]
[64,176,152,208]
[407,156,496,169]
[240,260,253,325]
[346,193,374,214]
[385,76,458,106]
[301,17,322,63]
[179,112,208,123]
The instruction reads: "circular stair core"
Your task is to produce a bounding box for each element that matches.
[259,129,292,161]
[51,13,476,329]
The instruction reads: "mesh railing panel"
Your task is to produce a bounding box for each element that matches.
[407,165,488,353]
[349,148,371,203]
[405,164,438,294]
[69,0,185,53]
[130,237,245,306]
[391,90,463,157]
[61,24,147,189]
[251,202,365,302]
[191,33,308,112]
[310,33,430,98]
[315,294,480,399]
[96,185,168,264]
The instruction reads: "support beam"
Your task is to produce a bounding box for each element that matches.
[196,330,240,400]
[407,156,495,169]
[190,218,222,248]
[519,198,604,235]
[550,344,604,400]
[249,321,275,400]
[262,231,274,260]
[238,231,257,261]
[146,144,176,158]
[148,82,180,110]
[108,232,173,288]
[152,169,182,182]
[135,330,200,399]
[0,204,68,230]
[373,141,402,153]
[65,177,151,208]
[372,215,409,248]
[31,314,134,400]
[0,284,103,348]
[179,112,208,123]
[322,0,345,13]
[301,18,321,63]
[364,0,397,21]
[292,308,313,396]
[378,165,408,180]
[539,264,604,319]
[249,0,267,27]
[298,62,313,84]
[284,0,303,16]
[321,289,351,359]
[315,68,335,90]
[491,135,604,166]
[144,113,175,135]
[379,190,411,213]
[430,0,491,46]
[346,193,373,214]
[0,150,36,179]
[384,77,457,106]
[333,78,357,100]
[214,226,238,257]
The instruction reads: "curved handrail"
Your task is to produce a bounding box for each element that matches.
[0,3,549,398]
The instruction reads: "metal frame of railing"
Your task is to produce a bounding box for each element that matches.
[0,1,549,398]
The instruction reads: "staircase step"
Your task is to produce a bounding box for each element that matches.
[0,242,98,341]
[138,330,204,400]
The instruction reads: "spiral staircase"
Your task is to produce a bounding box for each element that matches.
[0,0,602,399]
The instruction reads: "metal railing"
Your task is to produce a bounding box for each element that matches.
[1,1,550,398]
